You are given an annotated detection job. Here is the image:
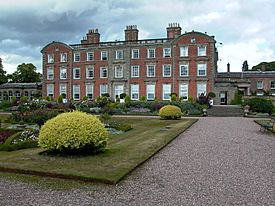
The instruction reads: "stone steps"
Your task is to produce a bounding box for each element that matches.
[207,105,243,117]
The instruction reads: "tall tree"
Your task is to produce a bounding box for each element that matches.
[0,57,8,84]
[10,63,41,83]
[242,60,249,71]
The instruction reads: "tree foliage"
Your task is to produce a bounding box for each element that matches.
[9,63,41,83]
[242,60,249,71]
[251,61,275,71]
[0,57,8,84]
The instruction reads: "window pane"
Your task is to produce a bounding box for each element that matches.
[197,83,206,97]
[198,45,206,56]
[180,47,188,57]
[197,64,206,76]
[131,84,139,100]
[147,84,155,100]
[147,65,155,77]
[163,84,171,100]
[163,64,171,77]
[101,51,108,60]
[180,65,188,76]
[131,65,139,77]
[163,48,171,57]
[179,84,188,100]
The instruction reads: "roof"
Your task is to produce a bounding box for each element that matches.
[217,71,275,78]
[40,41,72,53]
[0,82,42,89]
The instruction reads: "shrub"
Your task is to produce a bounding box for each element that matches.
[57,95,64,103]
[125,95,131,105]
[244,98,273,114]
[159,105,182,120]
[38,111,108,154]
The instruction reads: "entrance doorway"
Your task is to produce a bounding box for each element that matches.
[220,91,227,105]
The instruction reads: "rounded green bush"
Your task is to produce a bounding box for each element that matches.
[38,111,108,153]
[159,105,182,120]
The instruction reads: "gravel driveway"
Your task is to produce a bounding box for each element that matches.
[0,117,274,205]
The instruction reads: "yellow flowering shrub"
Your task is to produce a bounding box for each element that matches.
[38,111,108,153]
[159,105,182,120]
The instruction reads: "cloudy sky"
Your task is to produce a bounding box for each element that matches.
[0,0,274,74]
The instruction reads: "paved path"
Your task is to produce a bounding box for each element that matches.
[0,117,274,205]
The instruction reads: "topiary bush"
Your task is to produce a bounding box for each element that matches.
[38,111,108,154]
[158,105,182,120]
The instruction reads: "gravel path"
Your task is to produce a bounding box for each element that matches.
[0,117,274,205]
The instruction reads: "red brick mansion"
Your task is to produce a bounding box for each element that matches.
[41,23,218,101]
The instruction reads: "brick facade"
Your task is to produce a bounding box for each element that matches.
[41,24,218,101]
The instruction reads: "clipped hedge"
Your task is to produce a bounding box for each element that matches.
[159,105,182,120]
[0,129,38,151]
[38,111,108,154]
[244,98,273,114]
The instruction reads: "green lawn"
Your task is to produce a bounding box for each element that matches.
[0,117,197,184]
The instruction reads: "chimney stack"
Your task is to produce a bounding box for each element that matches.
[227,63,230,73]
[166,23,182,39]
[125,25,139,42]
[81,28,100,44]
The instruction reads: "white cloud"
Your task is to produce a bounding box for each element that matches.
[218,39,274,72]
[192,12,221,25]
[0,0,274,74]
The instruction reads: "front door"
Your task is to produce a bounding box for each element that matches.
[220,91,227,105]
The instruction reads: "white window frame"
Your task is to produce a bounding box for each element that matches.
[163,64,171,77]
[47,67,54,80]
[101,51,108,60]
[73,85,80,100]
[131,84,139,100]
[147,48,155,58]
[60,53,67,62]
[100,67,108,78]
[179,83,188,100]
[179,64,189,76]
[73,68,80,79]
[197,82,207,97]
[163,48,171,57]
[116,50,124,60]
[132,49,139,59]
[59,67,67,79]
[115,66,123,78]
[198,45,207,56]
[147,65,155,77]
[47,84,54,97]
[59,84,67,97]
[85,84,93,100]
[146,84,155,100]
[131,65,140,78]
[100,84,108,96]
[180,46,188,57]
[271,81,275,89]
[257,81,263,89]
[74,52,80,62]
[86,66,94,79]
[162,84,171,100]
[87,52,94,61]
[197,63,207,76]
[114,85,124,98]
[47,54,54,63]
